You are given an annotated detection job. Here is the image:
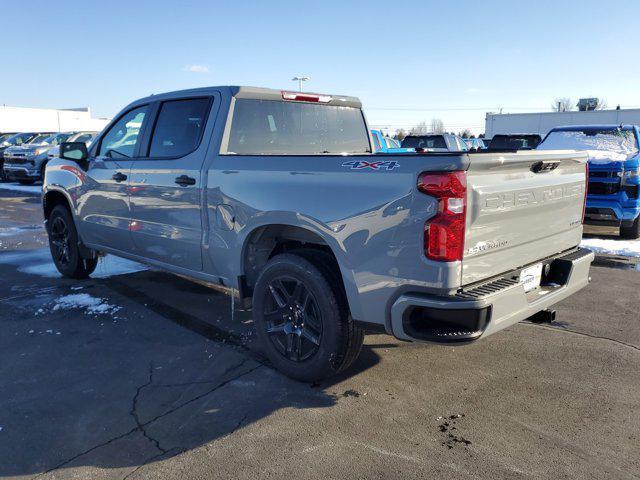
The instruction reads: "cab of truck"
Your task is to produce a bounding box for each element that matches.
[538,125,640,239]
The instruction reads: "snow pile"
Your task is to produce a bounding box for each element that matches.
[51,293,122,315]
[538,130,637,163]
[581,238,640,258]
[0,249,146,278]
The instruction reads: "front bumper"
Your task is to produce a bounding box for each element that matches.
[390,248,594,343]
[4,166,39,179]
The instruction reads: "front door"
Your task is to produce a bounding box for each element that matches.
[76,105,149,252]
[128,97,213,271]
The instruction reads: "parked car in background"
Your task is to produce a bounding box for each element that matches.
[43,85,592,381]
[538,125,640,239]
[4,132,70,184]
[401,133,469,152]
[486,134,542,151]
[0,132,45,181]
[47,131,97,160]
[464,138,486,150]
[370,130,415,153]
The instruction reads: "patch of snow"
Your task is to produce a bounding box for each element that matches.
[0,249,146,278]
[0,183,42,194]
[538,130,637,162]
[51,293,122,315]
[581,238,640,258]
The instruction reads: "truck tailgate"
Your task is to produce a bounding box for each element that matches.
[462,150,587,285]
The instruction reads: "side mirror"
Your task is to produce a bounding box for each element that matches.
[60,142,89,162]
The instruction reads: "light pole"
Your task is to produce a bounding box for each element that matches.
[292,76,310,92]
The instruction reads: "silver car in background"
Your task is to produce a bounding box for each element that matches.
[4,132,72,184]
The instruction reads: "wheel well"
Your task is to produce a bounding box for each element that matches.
[43,190,71,220]
[242,225,342,297]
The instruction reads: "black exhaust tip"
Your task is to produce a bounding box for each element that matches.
[528,309,556,324]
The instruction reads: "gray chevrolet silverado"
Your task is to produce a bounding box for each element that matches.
[43,86,593,381]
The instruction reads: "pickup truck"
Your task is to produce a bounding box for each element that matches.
[370,130,414,154]
[538,125,640,238]
[44,86,593,382]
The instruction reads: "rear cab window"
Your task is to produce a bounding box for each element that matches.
[226,99,371,155]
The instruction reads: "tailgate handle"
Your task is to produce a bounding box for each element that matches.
[531,161,560,173]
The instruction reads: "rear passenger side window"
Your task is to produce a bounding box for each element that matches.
[148,98,210,158]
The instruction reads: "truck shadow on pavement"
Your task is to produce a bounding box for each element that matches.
[0,257,382,478]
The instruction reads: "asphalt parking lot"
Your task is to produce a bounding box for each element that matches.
[0,188,639,479]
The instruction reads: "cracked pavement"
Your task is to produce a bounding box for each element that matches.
[0,189,639,479]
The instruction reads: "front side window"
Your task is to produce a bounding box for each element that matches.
[148,98,210,158]
[227,99,371,155]
[98,105,148,158]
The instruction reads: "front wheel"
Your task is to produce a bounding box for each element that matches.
[47,205,98,278]
[253,252,364,382]
[620,217,640,240]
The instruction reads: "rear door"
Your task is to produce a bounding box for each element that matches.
[462,151,587,285]
[77,105,149,252]
[127,96,214,271]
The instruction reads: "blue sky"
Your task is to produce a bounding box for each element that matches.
[3,0,638,134]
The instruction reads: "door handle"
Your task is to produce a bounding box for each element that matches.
[112,172,127,182]
[175,175,196,187]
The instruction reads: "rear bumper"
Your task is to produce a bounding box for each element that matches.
[390,248,594,343]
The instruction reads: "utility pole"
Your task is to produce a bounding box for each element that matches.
[292,76,310,92]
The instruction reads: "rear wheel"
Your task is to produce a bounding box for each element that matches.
[253,251,364,382]
[47,205,97,278]
[620,217,640,240]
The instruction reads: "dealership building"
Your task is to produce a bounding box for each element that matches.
[485,106,640,139]
[0,105,110,133]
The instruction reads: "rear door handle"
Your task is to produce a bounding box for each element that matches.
[112,172,127,182]
[175,175,196,187]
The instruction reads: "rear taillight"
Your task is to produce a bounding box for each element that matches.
[418,171,467,262]
[281,91,332,103]
[582,163,588,224]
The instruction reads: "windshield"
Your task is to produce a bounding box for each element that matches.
[538,129,638,159]
[0,134,14,145]
[401,135,447,149]
[227,99,371,155]
[27,134,52,145]
[5,133,34,146]
[43,133,71,146]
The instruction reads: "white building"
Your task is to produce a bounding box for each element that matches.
[0,105,110,133]
[485,108,640,139]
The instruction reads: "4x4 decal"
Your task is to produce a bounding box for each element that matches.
[341,160,400,171]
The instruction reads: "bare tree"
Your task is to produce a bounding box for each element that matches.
[552,97,574,112]
[459,129,472,138]
[595,98,608,110]
[410,121,430,135]
[430,118,445,134]
[395,129,407,141]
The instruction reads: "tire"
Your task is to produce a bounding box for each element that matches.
[253,251,364,382]
[47,205,98,279]
[620,217,640,240]
[18,179,35,185]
